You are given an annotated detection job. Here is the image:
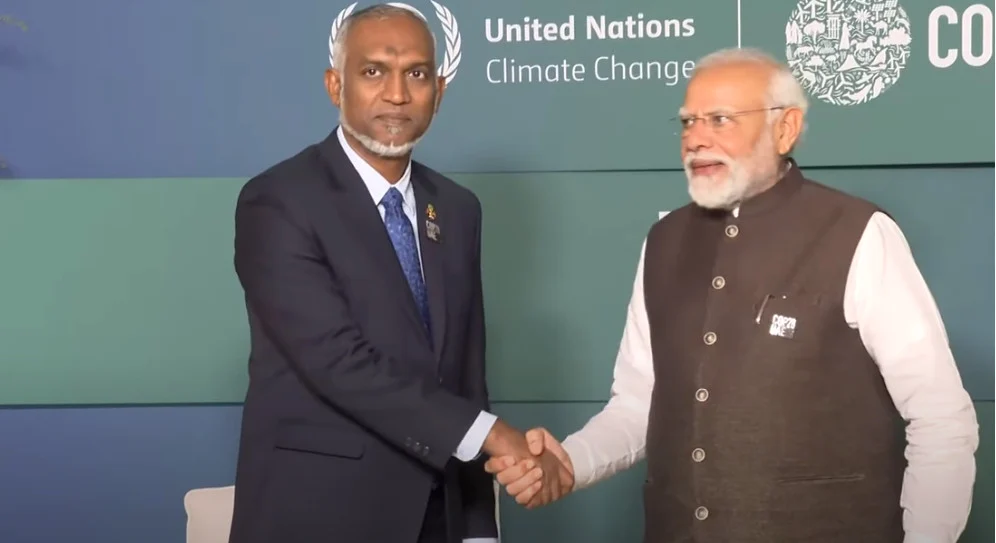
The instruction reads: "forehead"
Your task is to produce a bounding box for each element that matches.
[347,15,434,61]
[682,63,769,113]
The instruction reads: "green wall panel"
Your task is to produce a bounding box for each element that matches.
[491,401,994,543]
[0,166,991,405]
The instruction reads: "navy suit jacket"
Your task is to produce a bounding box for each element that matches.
[228,129,497,543]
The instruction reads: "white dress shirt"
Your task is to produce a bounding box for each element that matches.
[337,128,498,543]
[561,210,979,543]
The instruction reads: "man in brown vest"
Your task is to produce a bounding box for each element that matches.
[485,48,979,543]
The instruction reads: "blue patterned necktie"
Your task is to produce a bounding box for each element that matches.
[381,187,432,340]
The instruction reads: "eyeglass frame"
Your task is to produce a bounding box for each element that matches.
[671,106,787,135]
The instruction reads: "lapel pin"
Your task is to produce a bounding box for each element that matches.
[426,220,441,242]
[426,204,437,221]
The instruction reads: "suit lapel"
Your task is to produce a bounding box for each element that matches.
[412,169,447,362]
[317,131,429,346]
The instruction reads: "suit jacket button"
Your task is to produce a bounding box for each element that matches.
[422,446,431,456]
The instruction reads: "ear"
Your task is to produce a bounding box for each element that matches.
[775,107,804,155]
[433,75,447,113]
[325,69,343,109]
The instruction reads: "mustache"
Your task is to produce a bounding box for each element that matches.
[684,152,733,169]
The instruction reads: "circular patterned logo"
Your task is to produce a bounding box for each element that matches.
[785,0,912,106]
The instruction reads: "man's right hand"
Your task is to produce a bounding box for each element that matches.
[484,427,574,508]
[481,418,534,461]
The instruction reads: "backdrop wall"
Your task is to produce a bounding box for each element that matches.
[1,0,993,542]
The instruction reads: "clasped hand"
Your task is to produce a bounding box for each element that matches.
[484,426,575,509]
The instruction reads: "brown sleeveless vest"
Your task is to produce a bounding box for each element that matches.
[641,163,905,542]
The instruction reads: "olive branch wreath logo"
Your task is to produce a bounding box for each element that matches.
[328,1,462,85]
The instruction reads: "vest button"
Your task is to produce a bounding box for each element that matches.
[711,276,725,289]
[695,388,709,402]
[703,331,717,345]
[691,447,706,462]
[725,224,739,238]
[694,506,709,520]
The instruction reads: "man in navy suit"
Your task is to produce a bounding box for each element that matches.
[228,4,569,543]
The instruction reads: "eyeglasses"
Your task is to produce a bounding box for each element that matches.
[672,107,786,134]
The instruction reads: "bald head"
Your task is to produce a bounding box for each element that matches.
[678,47,807,209]
[332,4,437,72]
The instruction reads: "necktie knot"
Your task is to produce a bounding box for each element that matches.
[382,187,404,213]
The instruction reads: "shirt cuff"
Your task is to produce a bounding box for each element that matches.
[560,435,594,490]
[463,539,499,543]
[903,532,941,543]
[453,410,498,462]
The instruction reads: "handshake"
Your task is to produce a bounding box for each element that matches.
[481,419,575,509]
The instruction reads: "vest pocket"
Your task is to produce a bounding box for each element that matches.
[776,473,865,485]
[749,290,831,360]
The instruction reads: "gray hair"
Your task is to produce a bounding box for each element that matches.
[693,47,809,149]
[331,4,437,73]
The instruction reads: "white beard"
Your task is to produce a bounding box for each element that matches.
[684,131,780,210]
[340,115,420,158]
[338,88,425,158]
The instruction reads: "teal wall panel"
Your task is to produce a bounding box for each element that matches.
[492,401,995,543]
[0,166,991,404]
[0,178,250,404]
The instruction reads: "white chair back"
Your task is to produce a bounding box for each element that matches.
[183,480,501,542]
[183,486,235,543]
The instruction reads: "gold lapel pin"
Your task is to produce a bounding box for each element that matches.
[426,204,437,221]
